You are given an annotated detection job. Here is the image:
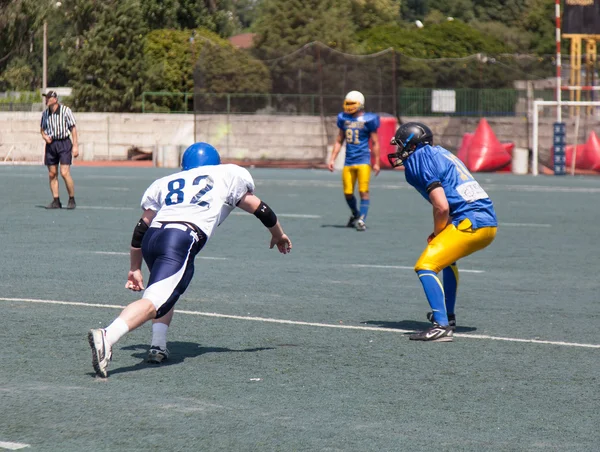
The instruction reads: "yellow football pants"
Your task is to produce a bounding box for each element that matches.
[342,164,371,195]
[415,219,497,274]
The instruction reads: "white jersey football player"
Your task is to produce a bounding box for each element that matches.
[87,142,292,378]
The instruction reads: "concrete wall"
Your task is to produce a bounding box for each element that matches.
[0,112,195,163]
[2,111,599,167]
[194,115,327,162]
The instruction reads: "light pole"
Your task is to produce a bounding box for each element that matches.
[43,20,47,93]
[42,2,62,94]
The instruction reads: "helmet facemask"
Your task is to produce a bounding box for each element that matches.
[388,135,418,167]
[387,122,433,167]
[343,100,361,115]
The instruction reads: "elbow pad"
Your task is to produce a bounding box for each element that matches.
[131,219,149,248]
[253,201,277,228]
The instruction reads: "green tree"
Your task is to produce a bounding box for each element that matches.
[359,20,513,88]
[0,0,41,66]
[471,0,526,24]
[252,0,356,56]
[141,0,179,30]
[177,0,241,37]
[427,0,475,22]
[0,0,46,90]
[0,57,36,91]
[70,0,147,111]
[143,28,271,111]
[234,0,261,30]
[520,0,555,55]
[401,0,428,22]
[350,0,400,29]
[470,21,531,53]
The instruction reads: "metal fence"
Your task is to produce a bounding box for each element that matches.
[0,102,45,112]
[141,88,561,117]
[0,88,564,116]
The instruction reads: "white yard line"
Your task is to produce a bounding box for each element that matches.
[501,222,551,228]
[346,264,484,274]
[0,441,31,450]
[1,297,599,349]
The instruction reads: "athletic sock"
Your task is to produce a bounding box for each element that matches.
[104,317,130,347]
[359,199,370,220]
[417,270,448,326]
[443,263,459,315]
[151,322,169,349]
[345,196,359,217]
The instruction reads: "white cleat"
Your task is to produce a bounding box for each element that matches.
[355,217,366,231]
[88,329,112,378]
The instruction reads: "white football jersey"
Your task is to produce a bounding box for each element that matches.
[140,164,255,240]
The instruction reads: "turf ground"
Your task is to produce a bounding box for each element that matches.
[1,165,599,451]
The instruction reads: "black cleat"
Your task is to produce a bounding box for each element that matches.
[66,197,76,209]
[147,346,169,364]
[346,215,359,228]
[410,323,454,342]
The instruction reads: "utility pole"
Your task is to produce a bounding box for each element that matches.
[43,20,48,93]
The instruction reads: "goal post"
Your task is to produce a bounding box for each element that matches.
[532,100,600,176]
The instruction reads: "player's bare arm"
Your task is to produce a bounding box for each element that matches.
[40,127,52,144]
[237,192,292,254]
[428,186,450,237]
[126,209,157,291]
[370,130,381,176]
[328,129,346,172]
[71,126,79,158]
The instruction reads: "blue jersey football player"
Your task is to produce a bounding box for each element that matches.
[328,91,380,231]
[388,122,498,342]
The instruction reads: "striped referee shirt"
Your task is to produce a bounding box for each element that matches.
[40,104,76,140]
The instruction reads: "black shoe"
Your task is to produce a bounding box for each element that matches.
[147,346,170,364]
[45,199,62,209]
[427,311,456,330]
[66,197,76,209]
[347,215,359,227]
[410,323,453,342]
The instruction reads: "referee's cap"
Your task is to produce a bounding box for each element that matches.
[43,90,58,99]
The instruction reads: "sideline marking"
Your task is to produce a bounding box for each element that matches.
[347,263,484,274]
[0,441,31,450]
[1,297,599,349]
[93,251,227,260]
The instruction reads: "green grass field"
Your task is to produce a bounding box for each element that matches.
[1,165,599,451]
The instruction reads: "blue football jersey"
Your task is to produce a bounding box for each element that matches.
[404,145,497,229]
[337,112,380,166]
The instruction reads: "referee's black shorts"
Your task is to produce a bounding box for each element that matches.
[45,138,73,166]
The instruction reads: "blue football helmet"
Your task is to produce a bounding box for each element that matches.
[181,142,221,170]
[388,122,433,167]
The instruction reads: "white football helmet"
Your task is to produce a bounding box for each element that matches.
[343,90,365,114]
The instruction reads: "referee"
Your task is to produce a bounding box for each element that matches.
[40,90,79,209]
